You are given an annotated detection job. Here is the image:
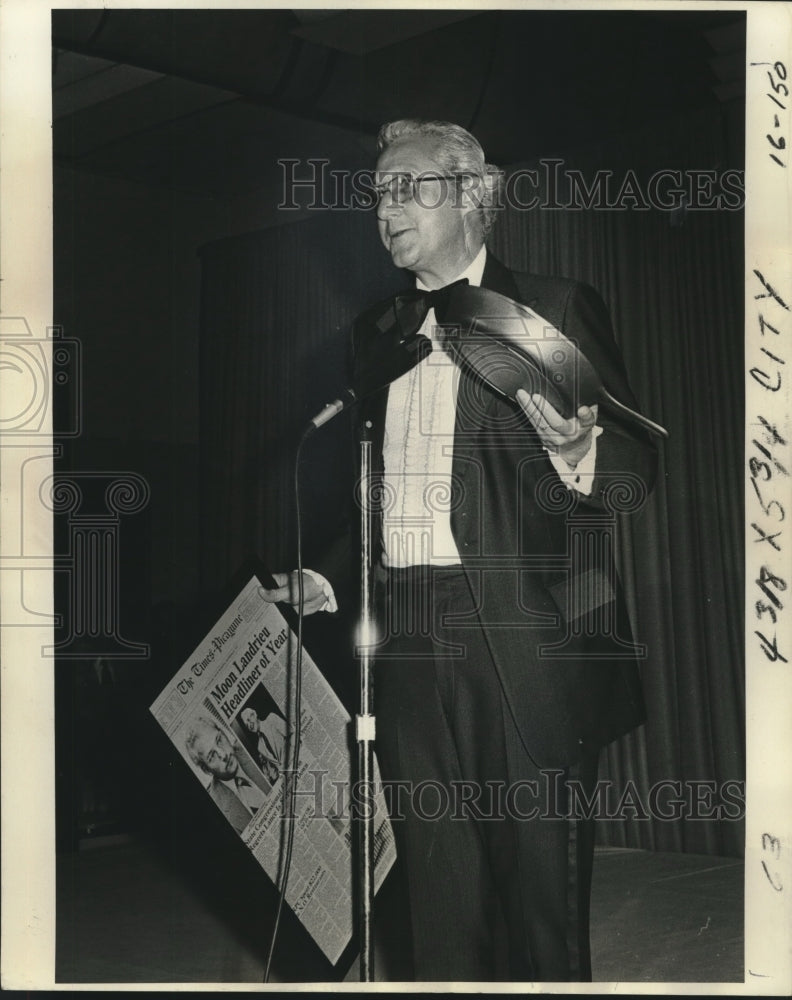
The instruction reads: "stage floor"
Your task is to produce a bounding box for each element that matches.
[56,838,743,985]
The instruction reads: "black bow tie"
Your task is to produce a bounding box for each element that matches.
[389,277,470,342]
[352,278,469,401]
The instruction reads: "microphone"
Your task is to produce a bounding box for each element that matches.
[304,331,433,436]
[303,282,447,437]
[305,389,358,435]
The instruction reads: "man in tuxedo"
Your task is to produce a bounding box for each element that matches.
[240,707,288,782]
[264,119,657,980]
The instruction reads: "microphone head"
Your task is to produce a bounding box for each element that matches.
[352,307,433,400]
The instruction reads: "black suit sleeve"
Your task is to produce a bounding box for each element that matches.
[554,280,658,509]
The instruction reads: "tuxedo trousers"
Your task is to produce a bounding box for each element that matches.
[372,563,599,982]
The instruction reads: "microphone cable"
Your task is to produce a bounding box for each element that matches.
[263,427,310,983]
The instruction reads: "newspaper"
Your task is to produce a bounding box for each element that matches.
[149,575,396,966]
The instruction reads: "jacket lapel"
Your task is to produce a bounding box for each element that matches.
[480,252,521,301]
[452,253,523,496]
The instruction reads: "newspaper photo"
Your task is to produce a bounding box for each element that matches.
[149,575,396,966]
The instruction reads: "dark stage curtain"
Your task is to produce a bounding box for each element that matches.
[198,106,744,856]
[198,212,397,582]
[488,107,745,856]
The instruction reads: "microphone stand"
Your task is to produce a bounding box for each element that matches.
[356,427,377,982]
[304,338,431,982]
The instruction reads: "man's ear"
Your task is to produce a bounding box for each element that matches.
[456,174,484,214]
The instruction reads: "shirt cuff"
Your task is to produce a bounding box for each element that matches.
[546,425,603,497]
[303,569,338,613]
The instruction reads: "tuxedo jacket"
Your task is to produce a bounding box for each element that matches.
[322,253,658,769]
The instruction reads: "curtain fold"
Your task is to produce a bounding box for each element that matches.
[198,104,744,855]
[488,106,744,855]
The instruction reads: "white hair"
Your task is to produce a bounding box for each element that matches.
[184,714,222,771]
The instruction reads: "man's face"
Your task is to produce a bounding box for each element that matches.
[241,709,257,734]
[375,135,471,287]
[195,726,239,781]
